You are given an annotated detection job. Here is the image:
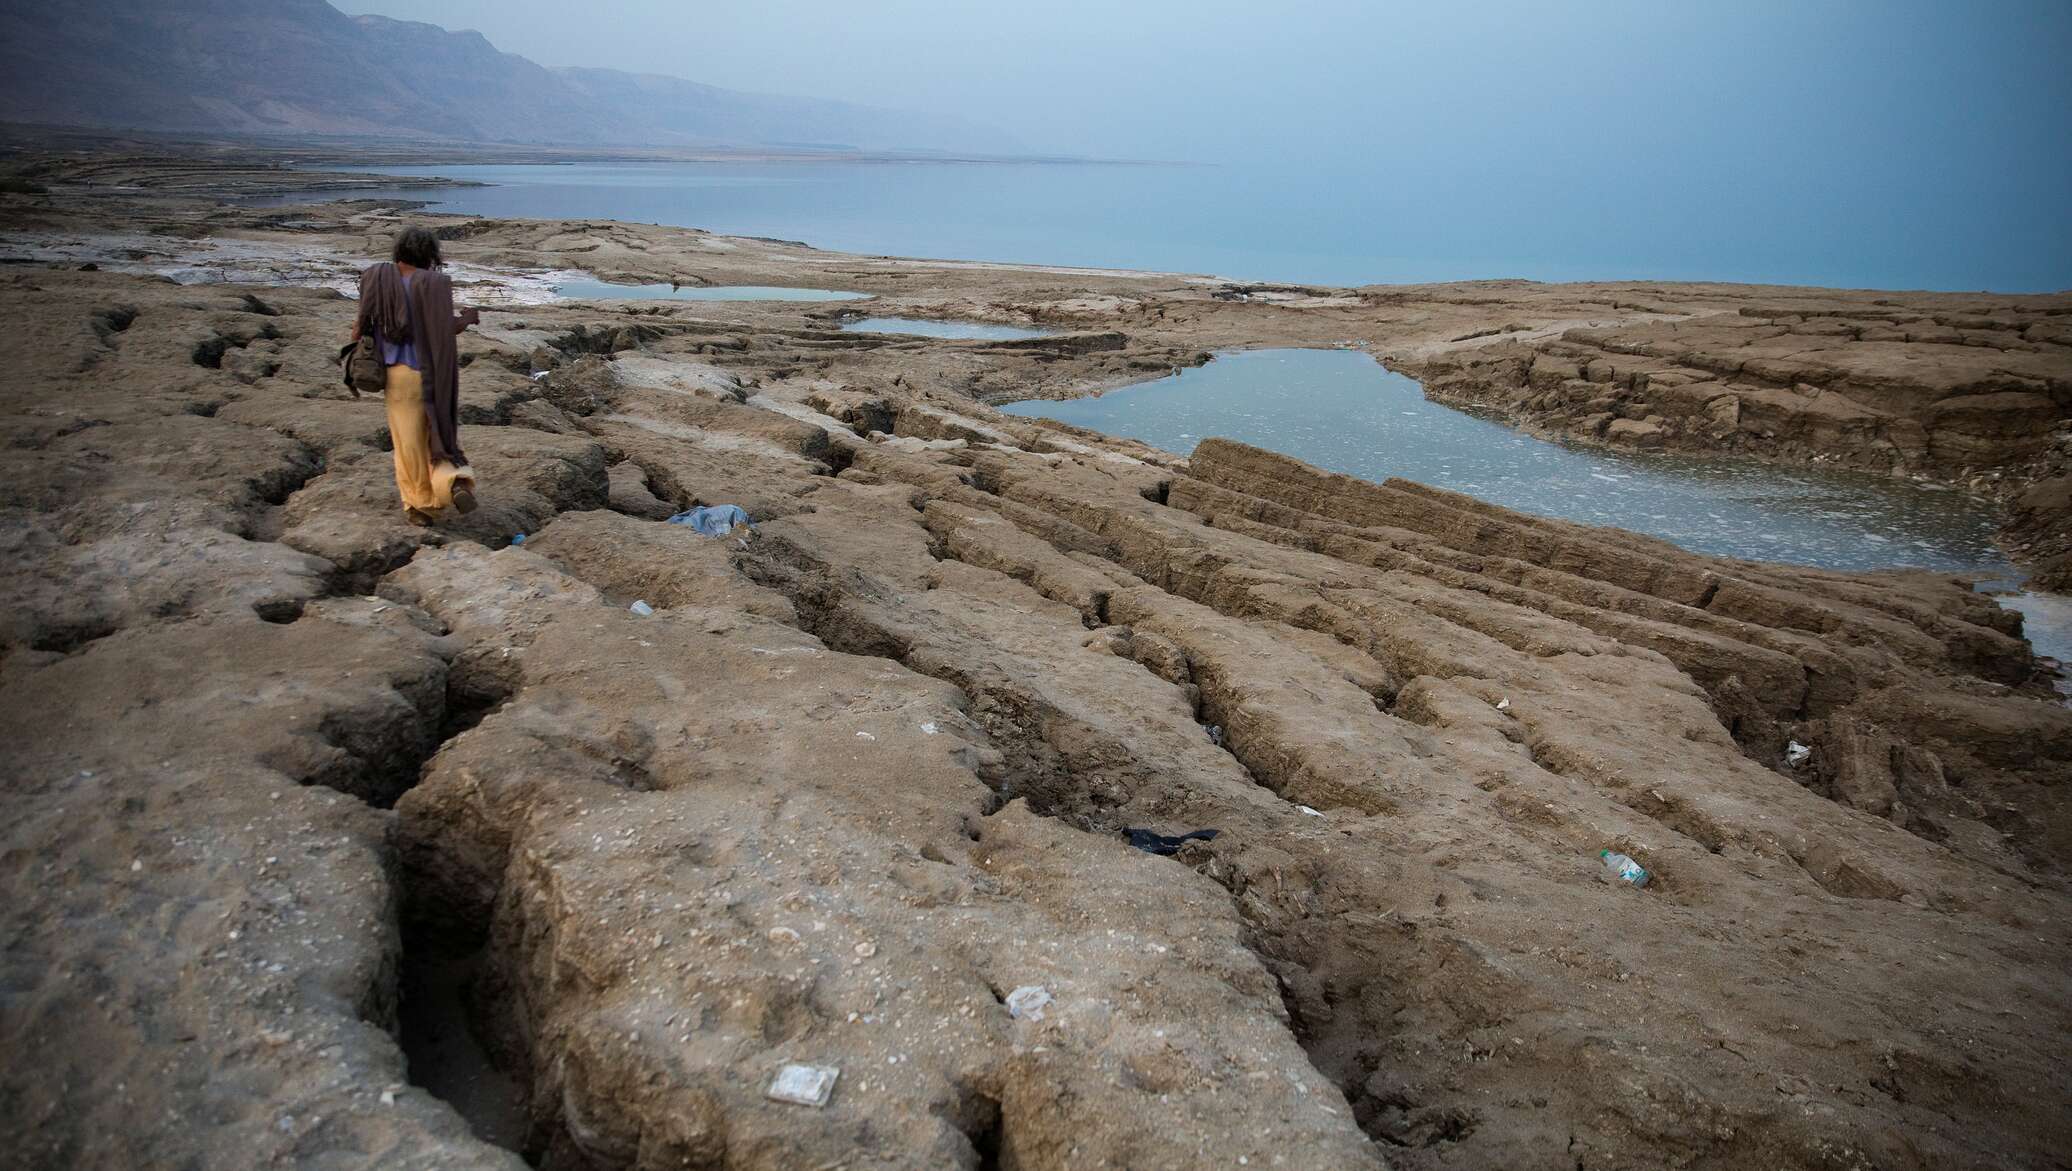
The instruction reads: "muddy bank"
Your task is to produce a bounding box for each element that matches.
[1381,298,2072,588]
[1,162,2070,1169]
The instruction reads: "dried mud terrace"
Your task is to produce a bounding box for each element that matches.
[0,201,2069,1171]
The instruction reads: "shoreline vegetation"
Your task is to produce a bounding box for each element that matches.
[3,149,2070,1169]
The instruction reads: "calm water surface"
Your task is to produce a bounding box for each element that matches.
[273,160,2059,290]
[999,349,2069,663]
[840,317,1051,340]
[1004,350,2008,572]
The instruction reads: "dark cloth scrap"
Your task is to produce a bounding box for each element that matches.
[1124,827,1220,856]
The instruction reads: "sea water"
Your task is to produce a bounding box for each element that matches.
[270,159,2060,291]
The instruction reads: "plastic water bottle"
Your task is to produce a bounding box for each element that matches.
[1600,849,1649,888]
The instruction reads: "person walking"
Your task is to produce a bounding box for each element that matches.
[352,227,480,524]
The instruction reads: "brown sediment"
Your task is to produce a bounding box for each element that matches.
[0,155,2068,1170]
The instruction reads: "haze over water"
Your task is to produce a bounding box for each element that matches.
[340,1,2072,293]
[320,156,2064,292]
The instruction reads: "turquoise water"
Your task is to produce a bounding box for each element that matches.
[552,277,868,301]
[277,160,2063,291]
[1000,349,2069,664]
[1001,349,2013,575]
[840,317,1051,340]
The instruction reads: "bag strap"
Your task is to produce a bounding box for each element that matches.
[336,341,360,398]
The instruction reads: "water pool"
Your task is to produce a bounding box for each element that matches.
[1003,349,2016,573]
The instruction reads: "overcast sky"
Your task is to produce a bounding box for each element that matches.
[338,1,2071,162]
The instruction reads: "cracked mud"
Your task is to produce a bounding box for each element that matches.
[1,170,2069,1171]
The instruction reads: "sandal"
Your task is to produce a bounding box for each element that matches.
[451,484,478,514]
[404,507,437,527]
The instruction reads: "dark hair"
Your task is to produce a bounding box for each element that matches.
[391,226,443,269]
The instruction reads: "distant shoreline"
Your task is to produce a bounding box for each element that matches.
[0,121,1185,170]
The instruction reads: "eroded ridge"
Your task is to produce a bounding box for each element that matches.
[1388,294,2072,588]
[2,219,2068,1171]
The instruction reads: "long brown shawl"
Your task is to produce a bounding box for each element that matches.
[357,261,468,467]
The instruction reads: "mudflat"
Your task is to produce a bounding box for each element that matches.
[1,156,2068,1170]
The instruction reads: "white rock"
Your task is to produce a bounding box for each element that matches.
[767,1063,839,1107]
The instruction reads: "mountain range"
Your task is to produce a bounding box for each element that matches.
[0,0,1010,154]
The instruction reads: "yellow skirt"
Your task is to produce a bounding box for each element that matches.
[384,364,474,512]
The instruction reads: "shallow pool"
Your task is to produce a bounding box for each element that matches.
[552,278,870,302]
[1002,348,2070,665]
[840,316,1052,340]
[1000,348,2014,575]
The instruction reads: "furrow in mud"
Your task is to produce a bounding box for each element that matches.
[832,430,2071,1167]
[373,513,1381,1168]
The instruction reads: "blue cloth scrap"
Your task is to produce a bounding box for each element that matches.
[375,326,419,370]
[666,504,752,536]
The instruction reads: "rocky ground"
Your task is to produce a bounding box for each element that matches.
[1,166,2069,1170]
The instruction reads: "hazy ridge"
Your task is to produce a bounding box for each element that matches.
[0,0,1009,153]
